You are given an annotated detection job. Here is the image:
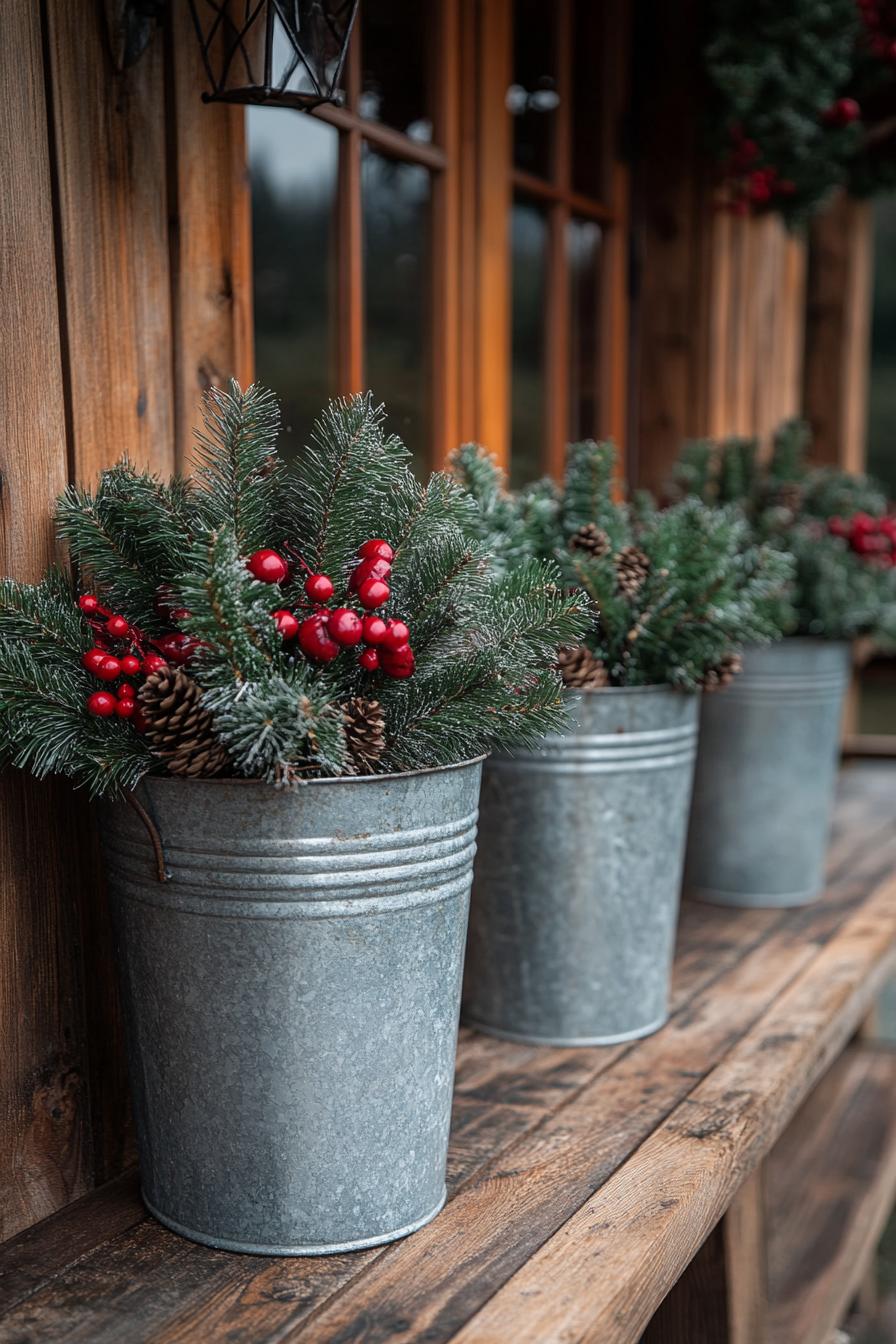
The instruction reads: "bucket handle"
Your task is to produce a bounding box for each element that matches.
[126,791,170,883]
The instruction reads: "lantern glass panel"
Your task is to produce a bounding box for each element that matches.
[248,108,338,454]
[360,1,432,141]
[362,148,431,472]
[510,194,548,486]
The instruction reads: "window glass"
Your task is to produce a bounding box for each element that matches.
[572,1,606,200]
[510,196,548,486]
[568,217,602,441]
[247,109,338,456]
[511,0,557,180]
[363,149,431,469]
[360,3,433,142]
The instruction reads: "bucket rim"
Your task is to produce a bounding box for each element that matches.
[564,682,696,697]
[133,753,488,793]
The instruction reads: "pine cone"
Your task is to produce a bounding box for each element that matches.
[615,545,650,598]
[138,668,230,778]
[568,523,611,558]
[343,697,386,775]
[556,644,609,690]
[769,481,804,516]
[700,653,743,692]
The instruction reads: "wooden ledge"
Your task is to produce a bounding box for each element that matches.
[1,762,895,1344]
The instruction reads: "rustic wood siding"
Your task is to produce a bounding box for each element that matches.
[632,1,808,493]
[0,0,251,1239]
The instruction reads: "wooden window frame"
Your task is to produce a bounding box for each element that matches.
[247,0,629,475]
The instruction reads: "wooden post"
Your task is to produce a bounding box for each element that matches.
[803,191,873,472]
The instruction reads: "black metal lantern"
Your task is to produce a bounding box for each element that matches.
[187,0,359,110]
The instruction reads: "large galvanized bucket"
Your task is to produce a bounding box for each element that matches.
[685,638,851,908]
[99,758,483,1256]
[463,687,699,1046]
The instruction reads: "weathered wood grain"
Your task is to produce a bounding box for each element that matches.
[44,0,174,481]
[168,2,253,470]
[451,871,896,1344]
[0,0,92,1244]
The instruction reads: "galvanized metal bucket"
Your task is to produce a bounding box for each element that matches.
[685,637,851,908]
[463,687,700,1046]
[99,758,483,1256]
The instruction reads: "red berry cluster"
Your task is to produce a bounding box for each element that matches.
[720,128,796,216]
[827,512,896,563]
[78,594,192,721]
[245,540,416,678]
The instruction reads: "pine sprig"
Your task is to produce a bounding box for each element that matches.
[193,381,282,553]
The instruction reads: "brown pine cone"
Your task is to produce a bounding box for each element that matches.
[343,697,386,775]
[615,545,650,598]
[568,523,611,558]
[556,644,609,690]
[138,668,230,778]
[700,653,743,692]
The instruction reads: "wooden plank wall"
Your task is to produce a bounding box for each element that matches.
[632,1,808,494]
[0,0,250,1240]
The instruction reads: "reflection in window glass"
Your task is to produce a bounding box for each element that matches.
[568,218,602,441]
[511,196,548,487]
[511,0,557,180]
[247,108,338,457]
[363,149,431,470]
[572,1,605,200]
[361,3,432,141]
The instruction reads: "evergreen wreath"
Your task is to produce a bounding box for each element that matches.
[705,0,896,223]
[670,419,896,642]
[0,384,590,796]
[450,440,791,691]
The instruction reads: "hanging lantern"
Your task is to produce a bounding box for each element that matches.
[187,0,359,110]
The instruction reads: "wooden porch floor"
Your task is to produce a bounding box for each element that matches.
[1,762,895,1343]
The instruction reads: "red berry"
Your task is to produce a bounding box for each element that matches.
[358,577,391,610]
[115,699,135,719]
[297,614,341,663]
[78,594,99,615]
[383,620,410,652]
[362,615,388,645]
[105,614,130,638]
[247,549,289,583]
[95,656,122,682]
[141,653,169,675]
[380,644,415,679]
[82,648,109,674]
[155,633,195,665]
[850,512,876,535]
[117,682,136,700]
[358,539,395,564]
[120,654,141,675]
[305,573,335,602]
[358,646,381,671]
[328,607,364,646]
[828,516,849,538]
[170,607,192,622]
[87,690,116,717]
[825,97,861,126]
[350,556,392,592]
[272,609,299,640]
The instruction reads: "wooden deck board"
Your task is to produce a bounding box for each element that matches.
[0,761,894,1344]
